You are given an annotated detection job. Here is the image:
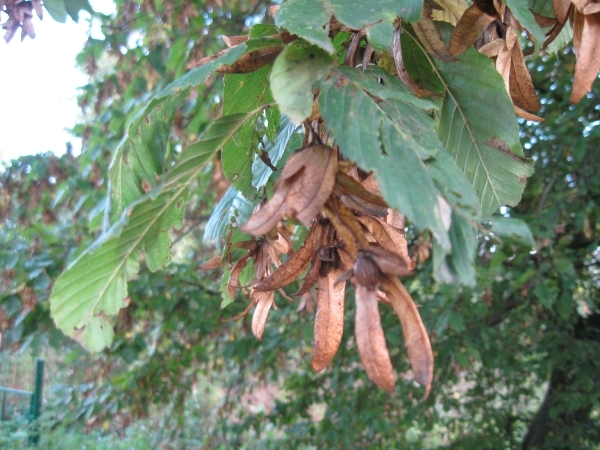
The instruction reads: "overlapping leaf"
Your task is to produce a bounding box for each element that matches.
[50,110,263,351]
[319,67,451,249]
[435,48,534,216]
[222,64,279,196]
[275,0,423,56]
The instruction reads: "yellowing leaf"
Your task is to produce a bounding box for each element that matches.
[431,0,469,25]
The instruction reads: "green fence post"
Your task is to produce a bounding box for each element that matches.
[28,359,45,446]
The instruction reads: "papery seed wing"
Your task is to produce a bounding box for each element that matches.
[228,252,253,299]
[294,256,322,296]
[254,224,319,291]
[312,269,346,372]
[509,44,542,111]
[241,183,292,236]
[199,255,222,270]
[380,275,434,399]
[413,6,456,62]
[286,145,338,225]
[449,4,497,56]
[355,284,396,392]
[251,290,275,340]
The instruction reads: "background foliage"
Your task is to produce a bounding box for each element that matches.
[1,0,599,448]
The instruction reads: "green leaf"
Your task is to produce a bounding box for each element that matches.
[203,187,253,246]
[252,116,297,189]
[219,269,235,309]
[319,67,450,249]
[505,0,545,52]
[528,0,555,18]
[270,40,333,124]
[51,110,263,351]
[222,65,277,196]
[109,92,185,221]
[83,317,114,353]
[275,0,335,54]
[489,217,536,248]
[43,0,68,22]
[435,48,534,216]
[275,0,421,55]
[401,29,445,95]
[330,0,422,26]
[367,21,395,52]
[131,45,248,129]
[437,211,478,286]
[426,149,481,220]
[64,0,93,22]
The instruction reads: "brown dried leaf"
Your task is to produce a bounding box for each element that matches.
[554,0,571,24]
[285,145,338,225]
[199,255,222,270]
[571,12,600,104]
[222,34,249,48]
[380,275,434,398]
[241,186,292,236]
[356,216,413,269]
[515,105,544,121]
[571,0,600,14]
[216,46,283,74]
[294,256,322,296]
[312,269,346,372]
[479,38,505,57]
[251,290,275,340]
[336,172,388,216]
[355,284,396,392]
[431,0,469,25]
[254,225,319,291]
[449,4,497,56]
[228,252,254,299]
[413,6,456,62]
[509,44,542,111]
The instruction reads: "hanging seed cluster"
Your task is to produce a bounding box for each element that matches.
[213,136,434,396]
[1,0,41,42]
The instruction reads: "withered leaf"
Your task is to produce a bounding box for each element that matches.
[228,251,254,299]
[216,46,283,74]
[571,12,600,104]
[449,4,497,56]
[312,269,346,372]
[294,256,322,296]
[431,0,469,25]
[251,290,275,340]
[254,224,319,291]
[285,146,338,225]
[515,105,544,122]
[509,43,541,111]
[553,0,571,24]
[241,145,338,236]
[355,284,396,393]
[336,171,388,216]
[199,255,222,270]
[380,275,434,399]
[357,216,413,269]
[241,186,292,236]
[571,0,600,14]
[222,34,249,48]
[413,6,456,62]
